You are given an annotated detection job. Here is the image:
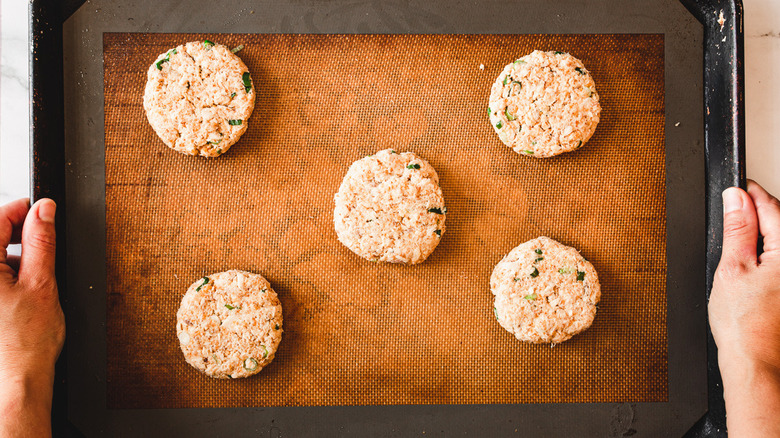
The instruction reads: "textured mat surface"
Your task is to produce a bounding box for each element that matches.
[104,33,666,408]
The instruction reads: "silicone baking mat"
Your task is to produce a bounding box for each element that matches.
[104,33,666,409]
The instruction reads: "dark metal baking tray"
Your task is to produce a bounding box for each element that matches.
[29,0,744,436]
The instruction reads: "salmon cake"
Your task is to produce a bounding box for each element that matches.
[333,149,446,264]
[143,40,255,157]
[488,50,601,158]
[490,236,600,344]
[176,270,282,379]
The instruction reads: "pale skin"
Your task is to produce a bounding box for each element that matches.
[0,180,778,435]
[0,199,65,437]
[710,180,780,436]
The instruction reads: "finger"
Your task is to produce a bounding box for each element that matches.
[18,199,57,286]
[721,187,759,268]
[0,198,31,261]
[746,179,780,254]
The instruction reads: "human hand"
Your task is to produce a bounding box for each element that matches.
[709,180,780,437]
[0,198,65,437]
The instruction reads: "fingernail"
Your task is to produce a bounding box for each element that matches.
[723,187,743,214]
[37,199,56,224]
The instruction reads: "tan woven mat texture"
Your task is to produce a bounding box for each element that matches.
[104,33,666,409]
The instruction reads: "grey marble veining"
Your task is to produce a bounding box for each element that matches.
[0,0,30,204]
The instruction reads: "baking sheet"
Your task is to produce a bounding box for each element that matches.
[104,33,666,409]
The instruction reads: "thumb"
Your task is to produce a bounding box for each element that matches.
[720,187,758,268]
[19,199,57,285]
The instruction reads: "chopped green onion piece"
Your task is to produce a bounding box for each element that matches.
[204,39,214,48]
[155,48,177,70]
[275,324,280,330]
[524,293,537,300]
[535,249,543,255]
[216,148,222,154]
[558,268,571,274]
[230,92,237,99]
[225,304,240,310]
[211,354,219,364]
[243,357,259,371]
[554,51,564,54]
[208,139,221,145]
[195,277,209,291]
[575,67,585,75]
[261,345,268,359]
[242,72,252,93]
[505,107,516,121]
[502,76,510,85]
[576,140,583,148]
[494,307,499,320]
[577,271,586,281]
[228,119,242,126]
[534,257,543,263]
[513,278,520,282]
[496,121,503,129]
[231,44,244,53]
[514,59,527,64]
[406,163,420,169]
[427,207,444,215]
[522,150,534,155]
[488,107,492,116]
[434,229,441,236]
[530,267,539,278]
[390,150,398,154]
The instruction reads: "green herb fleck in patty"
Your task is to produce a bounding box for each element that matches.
[155,48,177,70]
[243,357,258,371]
[242,72,252,93]
[195,277,209,292]
[505,107,516,121]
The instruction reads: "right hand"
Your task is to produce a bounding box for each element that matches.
[708,180,780,437]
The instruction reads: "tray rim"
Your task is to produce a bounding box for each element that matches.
[29,0,743,436]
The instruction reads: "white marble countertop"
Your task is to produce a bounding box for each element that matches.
[1,0,778,203]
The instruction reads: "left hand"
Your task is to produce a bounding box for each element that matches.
[0,198,65,437]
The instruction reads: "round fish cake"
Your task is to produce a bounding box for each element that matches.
[333,149,446,264]
[490,236,600,344]
[176,270,282,379]
[488,50,601,158]
[143,40,255,157]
